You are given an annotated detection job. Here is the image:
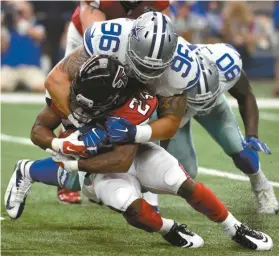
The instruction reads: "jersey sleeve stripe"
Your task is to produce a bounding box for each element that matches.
[83,27,94,56]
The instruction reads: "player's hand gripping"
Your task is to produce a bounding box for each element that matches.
[79,125,108,156]
[244,136,271,155]
[105,117,137,143]
[51,131,88,158]
[46,149,79,172]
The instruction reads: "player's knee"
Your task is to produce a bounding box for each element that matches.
[97,184,140,212]
[123,199,162,232]
[163,163,189,193]
[57,168,81,191]
[232,148,259,174]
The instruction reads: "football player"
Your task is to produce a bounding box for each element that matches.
[108,42,279,215]
[48,11,183,207]
[5,55,273,250]
[60,0,169,204]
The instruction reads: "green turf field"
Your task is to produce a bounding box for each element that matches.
[1,82,279,256]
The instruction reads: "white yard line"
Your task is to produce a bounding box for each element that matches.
[1,93,279,109]
[1,133,279,188]
[0,217,5,221]
[259,112,279,122]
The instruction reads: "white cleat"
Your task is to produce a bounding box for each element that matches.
[163,222,204,248]
[232,224,273,251]
[4,160,33,219]
[253,184,279,214]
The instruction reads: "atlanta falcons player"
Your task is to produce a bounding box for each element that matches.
[60,1,169,204]
[5,55,273,250]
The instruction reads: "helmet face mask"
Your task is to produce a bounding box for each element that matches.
[187,86,221,115]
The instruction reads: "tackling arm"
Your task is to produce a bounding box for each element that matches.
[80,1,106,32]
[45,45,90,118]
[149,92,187,140]
[30,105,61,150]
[228,70,259,137]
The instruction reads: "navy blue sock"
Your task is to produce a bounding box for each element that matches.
[29,158,60,186]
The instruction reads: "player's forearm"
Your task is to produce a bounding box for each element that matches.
[31,126,57,150]
[78,144,138,173]
[45,66,71,117]
[238,93,259,137]
[148,116,181,141]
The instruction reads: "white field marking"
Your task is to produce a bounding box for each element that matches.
[1,133,279,188]
[259,112,279,122]
[227,98,279,109]
[198,167,279,188]
[0,217,5,221]
[1,134,34,146]
[1,93,279,109]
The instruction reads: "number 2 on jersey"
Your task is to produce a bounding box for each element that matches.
[99,23,122,52]
[129,98,150,116]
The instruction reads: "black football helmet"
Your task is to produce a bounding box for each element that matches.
[69,55,129,124]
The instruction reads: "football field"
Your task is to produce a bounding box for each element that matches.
[1,81,279,256]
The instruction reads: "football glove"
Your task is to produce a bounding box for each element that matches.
[244,136,271,155]
[46,149,79,172]
[105,117,136,143]
[51,131,88,158]
[80,125,108,156]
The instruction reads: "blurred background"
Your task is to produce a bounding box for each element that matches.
[1,0,279,96]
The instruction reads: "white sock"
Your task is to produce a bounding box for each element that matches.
[158,218,175,235]
[247,168,269,191]
[220,212,241,238]
[23,160,33,180]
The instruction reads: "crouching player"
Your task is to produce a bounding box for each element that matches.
[5,56,273,250]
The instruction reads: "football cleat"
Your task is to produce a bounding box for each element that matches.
[57,188,81,204]
[4,160,33,219]
[163,222,204,248]
[232,224,273,250]
[253,184,279,214]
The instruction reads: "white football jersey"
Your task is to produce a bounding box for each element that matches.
[83,19,198,97]
[152,37,201,96]
[179,43,243,126]
[84,18,132,65]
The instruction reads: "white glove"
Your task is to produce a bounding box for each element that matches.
[46,149,79,172]
[51,131,88,158]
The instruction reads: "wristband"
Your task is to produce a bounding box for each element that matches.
[51,138,60,152]
[65,160,79,172]
[135,124,152,143]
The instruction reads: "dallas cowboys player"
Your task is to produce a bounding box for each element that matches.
[45,12,189,210]
[107,41,279,214]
